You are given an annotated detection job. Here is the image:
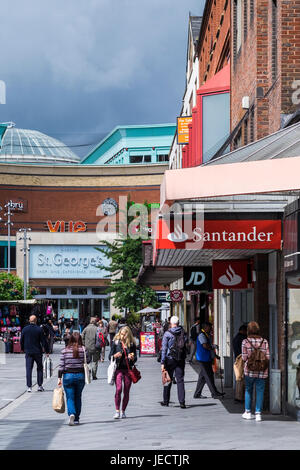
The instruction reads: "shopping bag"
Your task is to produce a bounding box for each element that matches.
[83,347,91,384]
[162,370,171,387]
[43,356,53,378]
[107,357,117,385]
[52,387,65,414]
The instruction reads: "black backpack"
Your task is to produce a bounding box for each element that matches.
[169,329,187,361]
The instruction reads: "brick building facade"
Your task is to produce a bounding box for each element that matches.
[231,0,300,147]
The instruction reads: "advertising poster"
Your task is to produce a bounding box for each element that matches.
[140,332,156,355]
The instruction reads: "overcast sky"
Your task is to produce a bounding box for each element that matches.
[0,0,205,158]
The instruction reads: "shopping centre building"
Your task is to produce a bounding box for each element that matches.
[0,126,168,327]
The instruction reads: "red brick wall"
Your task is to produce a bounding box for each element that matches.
[0,185,161,235]
[198,0,231,85]
[231,0,300,144]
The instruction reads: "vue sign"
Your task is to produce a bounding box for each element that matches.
[46,220,87,232]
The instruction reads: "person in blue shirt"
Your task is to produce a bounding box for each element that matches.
[193,322,225,399]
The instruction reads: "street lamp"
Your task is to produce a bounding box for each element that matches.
[4,203,13,273]
[19,228,31,300]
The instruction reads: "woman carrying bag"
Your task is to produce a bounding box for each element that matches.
[57,332,90,426]
[109,326,138,419]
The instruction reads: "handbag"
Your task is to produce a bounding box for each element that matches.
[83,347,91,384]
[52,387,65,413]
[122,342,141,384]
[162,369,171,387]
[234,354,245,381]
[107,357,117,385]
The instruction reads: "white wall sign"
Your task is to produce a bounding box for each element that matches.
[29,245,110,279]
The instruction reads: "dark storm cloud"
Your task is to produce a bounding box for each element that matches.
[0,0,205,158]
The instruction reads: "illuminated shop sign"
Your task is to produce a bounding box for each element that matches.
[29,245,109,279]
[46,221,87,232]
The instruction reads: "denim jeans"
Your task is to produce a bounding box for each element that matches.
[244,376,266,413]
[63,373,85,421]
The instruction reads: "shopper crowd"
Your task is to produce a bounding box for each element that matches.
[20,311,270,426]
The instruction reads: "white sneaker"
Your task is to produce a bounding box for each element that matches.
[255,413,262,421]
[37,386,44,392]
[242,411,255,420]
[27,387,32,393]
[68,414,75,426]
[113,411,120,419]
[121,411,126,419]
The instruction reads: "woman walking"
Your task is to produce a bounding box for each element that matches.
[98,319,108,362]
[241,321,270,422]
[57,332,90,426]
[109,326,137,419]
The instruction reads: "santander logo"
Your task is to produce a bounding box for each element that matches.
[218,264,242,286]
[167,225,189,243]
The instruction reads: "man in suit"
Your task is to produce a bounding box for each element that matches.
[21,315,49,392]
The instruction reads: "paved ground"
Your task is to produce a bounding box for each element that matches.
[0,342,300,450]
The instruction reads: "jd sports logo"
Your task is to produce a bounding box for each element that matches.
[183,267,212,291]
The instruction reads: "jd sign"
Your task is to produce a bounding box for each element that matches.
[183,267,212,291]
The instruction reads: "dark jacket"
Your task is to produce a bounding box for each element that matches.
[233,332,247,359]
[109,340,137,370]
[21,323,49,355]
[161,326,188,365]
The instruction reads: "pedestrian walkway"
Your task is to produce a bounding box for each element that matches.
[0,343,299,450]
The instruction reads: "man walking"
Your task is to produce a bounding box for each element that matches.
[194,322,225,399]
[82,317,100,380]
[21,315,49,393]
[160,316,188,408]
[189,317,201,364]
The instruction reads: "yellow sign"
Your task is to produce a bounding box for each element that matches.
[177,116,193,144]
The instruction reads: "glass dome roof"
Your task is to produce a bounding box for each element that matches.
[0,127,80,164]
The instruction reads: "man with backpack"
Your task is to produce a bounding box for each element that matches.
[193,322,224,399]
[160,316,188,409]
[189,317,201,364]
[241,321,270,421]
[82,317,101,380]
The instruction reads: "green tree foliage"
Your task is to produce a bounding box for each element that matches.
[95,198,159,314]
[0,273,34,300]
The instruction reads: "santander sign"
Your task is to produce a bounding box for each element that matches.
[158,219,281,250]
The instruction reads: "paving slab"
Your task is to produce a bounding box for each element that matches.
[0,344,299,450]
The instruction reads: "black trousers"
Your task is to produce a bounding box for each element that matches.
[26,353,43,387]
[163,358,185,405]
[194,361,218,397]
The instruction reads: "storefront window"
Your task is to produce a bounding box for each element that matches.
[287,288,300,408]
[59,299,78,319]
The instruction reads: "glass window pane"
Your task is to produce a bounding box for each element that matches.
[287,288,300,407]
[130,155,143,163]
[71,288,87,295]
[51,288,67,295]
[92,288,104,295]
[202,92,230,163]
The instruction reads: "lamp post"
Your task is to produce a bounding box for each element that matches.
[19,228,31,300]
[4,203,13,273]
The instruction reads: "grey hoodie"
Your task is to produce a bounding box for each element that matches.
[161,326,188,364]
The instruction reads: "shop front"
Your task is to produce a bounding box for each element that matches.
[16,232,115,329]
[284,199,300,419]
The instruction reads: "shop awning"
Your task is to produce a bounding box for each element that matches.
[160,155,300,207]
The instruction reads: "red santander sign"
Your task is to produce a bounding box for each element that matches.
[213,260,249,289]
[156,219,281,250]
